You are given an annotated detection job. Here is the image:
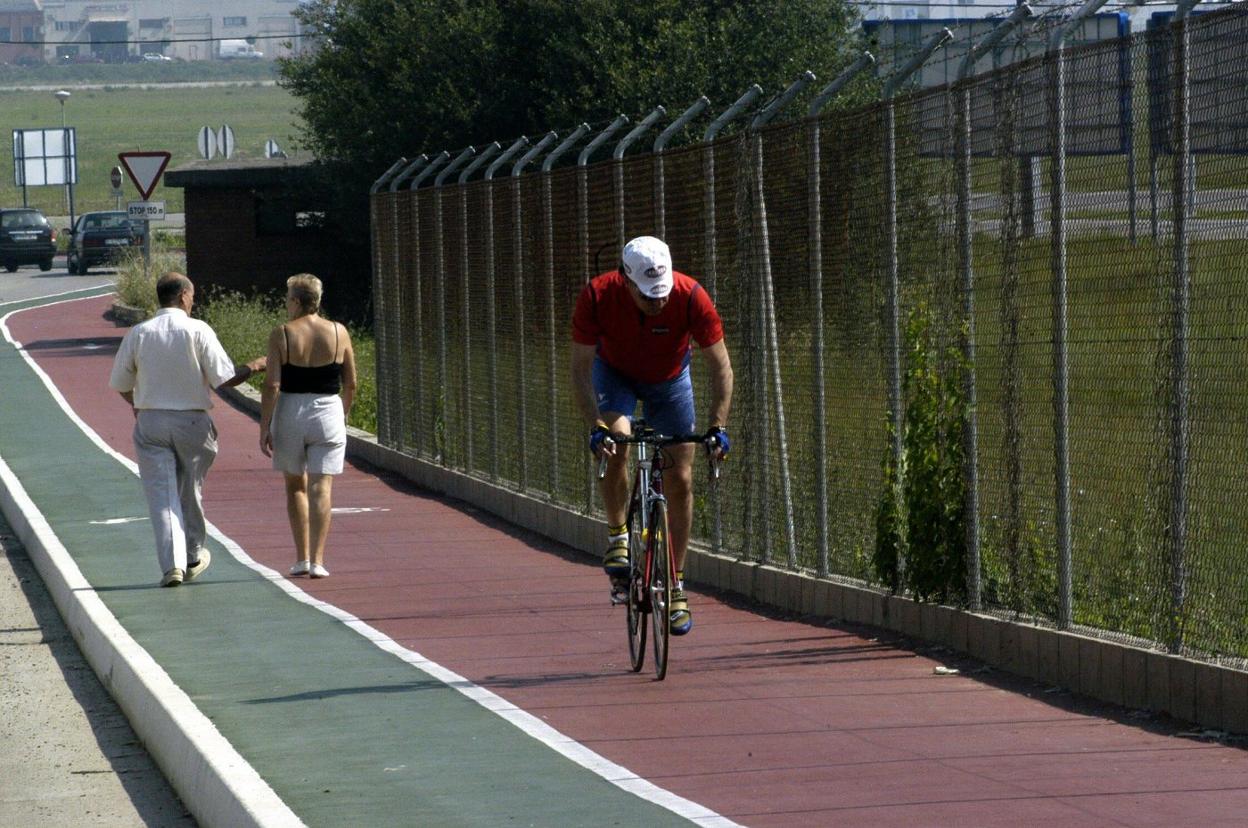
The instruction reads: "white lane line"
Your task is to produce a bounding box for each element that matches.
[329,506,390,514]
[88,516,149,525]
[4,294,742,828]
[1,294,301,827]
[0,283,114,308]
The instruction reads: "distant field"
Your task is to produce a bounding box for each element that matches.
[0,81,301,217]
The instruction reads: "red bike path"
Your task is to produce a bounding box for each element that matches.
[4,291,1248,826]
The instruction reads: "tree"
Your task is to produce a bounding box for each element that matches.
[281,0,865,181]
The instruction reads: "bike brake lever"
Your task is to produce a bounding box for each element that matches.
[596,436,615,479]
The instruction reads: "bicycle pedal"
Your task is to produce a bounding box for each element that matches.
[609,577,628,605]
[610,589,627,605]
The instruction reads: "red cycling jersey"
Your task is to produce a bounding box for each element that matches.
[571,269,724,385]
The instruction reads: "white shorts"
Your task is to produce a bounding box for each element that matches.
[271,393,346,475]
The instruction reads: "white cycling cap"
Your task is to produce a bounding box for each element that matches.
[621,236,673,299]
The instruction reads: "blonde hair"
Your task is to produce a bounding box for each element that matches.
[286,273,323,316]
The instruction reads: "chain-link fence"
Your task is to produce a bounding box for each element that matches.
[370,6,1248,666]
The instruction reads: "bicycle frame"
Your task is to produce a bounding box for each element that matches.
[601,421,709,679]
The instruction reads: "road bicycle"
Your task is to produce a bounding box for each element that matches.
[599,421,718,680]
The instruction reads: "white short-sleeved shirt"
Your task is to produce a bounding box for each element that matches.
[109,307,236,410]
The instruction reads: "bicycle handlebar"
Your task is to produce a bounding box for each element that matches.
[595,430,723,481]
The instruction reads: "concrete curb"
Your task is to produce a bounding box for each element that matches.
[0,456,301,827]
[220,383,1248,735]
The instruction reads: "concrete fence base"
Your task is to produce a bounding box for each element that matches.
[225,384,1248,736]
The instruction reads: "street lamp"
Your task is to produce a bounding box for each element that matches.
[53,90,73,226]
[54,88,70,123]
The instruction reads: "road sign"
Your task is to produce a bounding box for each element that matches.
[219,124,235,160]
[197,126,217,160]
[118,151,170,200]
[109,165,122,189]
[127,201,166,221]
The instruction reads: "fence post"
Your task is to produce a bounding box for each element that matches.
[613,107,667,248]
[882,28,953,591]
[578,116,629,513]
[542,125,590,499]
[1168,0,1200,653]
[513,132,559,493]
[388,155,430,455]
[484,137,531,481]
[433,147,477,465]
[751,70,814,568]
[457,143,501,476]
[408,152,451,457]
[702,85,761,558]
[1049,0,1107,631]
[957,5,1031,610]
[370,158,408,448]
[654,96,710,239]
[808,53,874,577]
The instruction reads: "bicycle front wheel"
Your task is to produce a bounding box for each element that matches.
[626,501,646,673]
[649,500,672,681]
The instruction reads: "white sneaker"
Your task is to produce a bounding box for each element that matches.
[310,564,330,579]
[289,560,310,576]
[160,568,184,587]
[185,549,211,582]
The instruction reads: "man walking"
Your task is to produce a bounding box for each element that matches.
[109,272,265,586]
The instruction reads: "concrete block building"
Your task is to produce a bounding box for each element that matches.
[40,0,306,63]
[0,0,44,65]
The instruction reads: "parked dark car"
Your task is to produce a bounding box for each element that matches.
[65,211,139,274]
[0,208,56,272]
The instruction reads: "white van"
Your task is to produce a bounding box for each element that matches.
[219,39,263,60]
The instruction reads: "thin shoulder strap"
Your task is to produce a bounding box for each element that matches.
[334,320,340,360]
[282,324,289,361]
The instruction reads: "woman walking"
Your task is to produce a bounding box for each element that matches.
[260,274,357,578]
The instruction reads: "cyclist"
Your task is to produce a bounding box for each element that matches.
[570,235,733,635]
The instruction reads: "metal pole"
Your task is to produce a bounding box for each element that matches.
[703,84,761,558]
[408,151,451,457]
[704,85,762,301]
[654,96,710,238]
[957,5,1032,609]
[458,143,500,475]
[513,131,558,493]
[613,107,666,248]
[808,53,875,577]
[1168,0,1200,653]
[1049,0,1109,631]
[883,28,954,590]
[388,155,430,453]
[484,137,530,481]
[578,116,628,513]
[369,157,408,448]
[542,125,589,498]
[751,70,814,568]
[433,147,476,465]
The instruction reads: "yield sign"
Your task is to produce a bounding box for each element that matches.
[118,151,171,200]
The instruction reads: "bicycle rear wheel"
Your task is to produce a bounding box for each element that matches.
[626,501,646,673]
[649,500,672,680]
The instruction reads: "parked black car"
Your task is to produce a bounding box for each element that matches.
[65,211,139,274]
[0,208,56,273]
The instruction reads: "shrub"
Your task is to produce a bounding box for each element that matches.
[874,302,969,603]
[112,248,187,318]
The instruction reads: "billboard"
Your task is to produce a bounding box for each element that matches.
[1146,8,1248,156]
[864,14,1132,157]
[13,128,78,187]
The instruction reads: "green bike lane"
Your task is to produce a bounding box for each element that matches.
[7,290,1248,827]
[0,289,707,827]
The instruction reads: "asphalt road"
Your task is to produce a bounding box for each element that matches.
[0,276,193,826]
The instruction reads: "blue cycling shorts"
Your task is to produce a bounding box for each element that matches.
[593,356,695,437]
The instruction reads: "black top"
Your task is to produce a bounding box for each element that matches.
[280,323,343,395]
